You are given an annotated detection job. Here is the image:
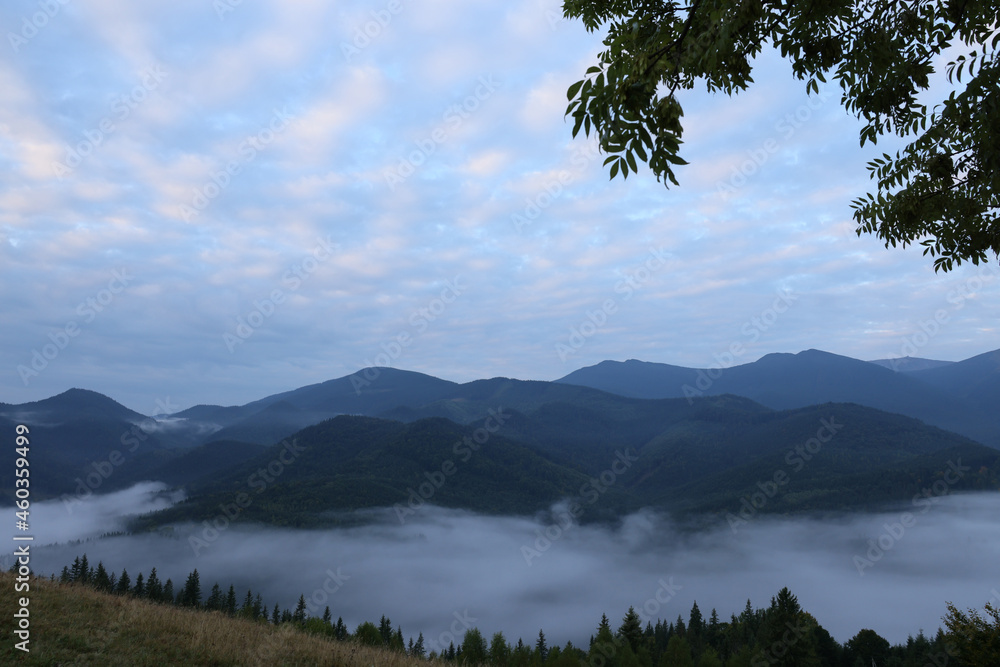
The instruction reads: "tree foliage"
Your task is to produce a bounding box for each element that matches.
[563,0,1000,270]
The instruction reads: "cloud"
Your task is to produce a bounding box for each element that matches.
[17,486,1000,647]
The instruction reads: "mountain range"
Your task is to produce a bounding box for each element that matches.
[2,348,997,527]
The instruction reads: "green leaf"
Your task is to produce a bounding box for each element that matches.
[567,80,584,101]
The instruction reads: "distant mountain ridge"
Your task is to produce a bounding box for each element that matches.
[556,348,1000,448]
[3,348,998,522]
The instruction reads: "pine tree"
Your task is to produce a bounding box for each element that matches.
[271,603,280,625]
[133,572,144,597]
[322,606,332,624]
[146,568,162,602]
[414,631,425,657]
[79,555,90,584]
[254,593,264,621]
[536,629,548,662]
[336,617,348,641]
[225,585,237,615]
[70,557,81,582]
[162,578,175,604]
[59,565,71,584]
[180,569,201,607]
[206,583,223,611]
[620,606,643,652]
[116,569,131,595]
[241,590,254,618]
[293,595,308,623]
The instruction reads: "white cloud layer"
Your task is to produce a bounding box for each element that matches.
[0,1,996,410]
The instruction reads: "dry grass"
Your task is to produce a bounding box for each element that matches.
[0,571,433,666]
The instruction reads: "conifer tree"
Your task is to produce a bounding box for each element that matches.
[206,583,223,611]
[146,568,162,602]
[116,569,131,596]
[180,569,201,607]
[293,595,308,623]
[322,606,331,624]
[162,578,174,604]
[414,631,426,658]
[660,635,694,667]
[60,565,71,584]
[254,593,265,621]
[619,607,643,652]
[242,590,255,618]
[271,603,280,625]
[133,572,144,597]
[536,629,548,662]
[79,555,90,584]
[225,585,237,615]
[93,562,112,592]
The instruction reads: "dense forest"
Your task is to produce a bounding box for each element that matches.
[33,554,1000,667]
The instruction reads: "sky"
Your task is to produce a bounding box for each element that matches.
[1,0,997,413]
[16,483,1000,647]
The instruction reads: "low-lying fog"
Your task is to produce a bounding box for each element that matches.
[15,482,1000,650]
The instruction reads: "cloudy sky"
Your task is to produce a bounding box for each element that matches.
[2,0,997,413]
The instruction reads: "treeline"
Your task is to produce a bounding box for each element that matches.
[45,555,998,667]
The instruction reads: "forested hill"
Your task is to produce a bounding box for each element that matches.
[135,401,1000,530]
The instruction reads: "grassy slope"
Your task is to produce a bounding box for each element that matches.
[0,572,429,667]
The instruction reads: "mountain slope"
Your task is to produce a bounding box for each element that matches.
[139,415,613,528]
[557,349,998,448]
[906,348,1000,413]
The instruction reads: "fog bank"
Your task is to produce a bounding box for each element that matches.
[16,487,1000,649]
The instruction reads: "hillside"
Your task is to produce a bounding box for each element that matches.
[137,414,618,528]
[0,571,427,667]
[135,402,1000,530]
